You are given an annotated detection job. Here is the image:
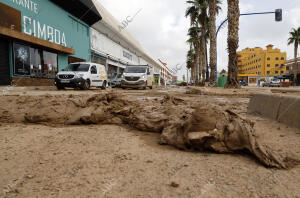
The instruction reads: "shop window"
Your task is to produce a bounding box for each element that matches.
[43,51,58,78]
[13,43,30,76]
[13,43,57,78]
[29,48,42,77]
[91,54,106,66]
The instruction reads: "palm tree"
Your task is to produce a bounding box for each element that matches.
[208,0,219,84]
[198,0,208,84]
[187,26,201,82]
[225,0,240,88]
[186,46,195,80]
[288,27,300,84]
[186,0,201,83]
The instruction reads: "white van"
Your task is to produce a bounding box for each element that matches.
[121,65,153,89]
[55,62,108,90]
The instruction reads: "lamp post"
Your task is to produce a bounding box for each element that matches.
[215,9,282,83]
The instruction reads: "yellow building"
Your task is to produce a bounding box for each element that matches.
[237,45,287,77]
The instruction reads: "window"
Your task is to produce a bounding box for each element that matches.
[281,64,284,67]
[29,48,42,77]
[281,71,284,74]
[267,64,270,67]
[276,57,279,60]
[91,66,97,74]
[13,43,30,76]
[281,57,284,60]
[275,64,279,67]
[286,66,290,70]
[267,71,270,75]
[13,43,57,78]
[43,51,58,78]
[275,71,279,74]
[267,57,270,60]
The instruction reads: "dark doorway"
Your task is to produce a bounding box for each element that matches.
[297,74,300,86]
[0,38,11,85]
[68,56,85,64]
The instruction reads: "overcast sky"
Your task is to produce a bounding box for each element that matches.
[98,0,300,80]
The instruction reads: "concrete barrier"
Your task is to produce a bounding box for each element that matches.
[277,95,300,128]
[248,93,300,128]
[248,93,281,120]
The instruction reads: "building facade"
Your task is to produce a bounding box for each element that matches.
[285,57,300,85]
[237,45,287,77]
[0,0,101,85]
[90,0,165,85]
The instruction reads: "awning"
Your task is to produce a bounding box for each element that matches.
[107,59,127,69]
[0,27,74,54]
[50,0,102,26]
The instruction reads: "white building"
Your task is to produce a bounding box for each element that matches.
[90,0,165,84]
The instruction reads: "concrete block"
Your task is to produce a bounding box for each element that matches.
[277,95,300,128]
[248,93,300,129]
[248,93,282,120]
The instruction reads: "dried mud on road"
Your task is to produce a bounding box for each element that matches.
[0,87,300,198]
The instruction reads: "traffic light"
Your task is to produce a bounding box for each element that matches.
[275,9,282,22]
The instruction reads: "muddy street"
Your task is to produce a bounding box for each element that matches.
[0,87,300,198]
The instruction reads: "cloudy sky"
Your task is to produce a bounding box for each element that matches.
[98,0,300,80]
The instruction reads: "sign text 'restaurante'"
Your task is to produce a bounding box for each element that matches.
[9,0,38,14]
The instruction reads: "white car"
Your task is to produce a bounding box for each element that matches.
[55,62,108,90]
[121,65,153,89]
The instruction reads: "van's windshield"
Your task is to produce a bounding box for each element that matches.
[65,64,90,72]
[125,66,147,73]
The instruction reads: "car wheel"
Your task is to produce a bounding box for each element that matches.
[83,80,90,90]
[101,81,107,90]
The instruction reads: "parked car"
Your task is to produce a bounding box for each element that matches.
[55,62,108,90]
[109,74,123,88]
[239,80,248,86]
[262,78,280,87]
[121,65,153,89]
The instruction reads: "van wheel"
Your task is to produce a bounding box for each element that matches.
[83,80,90,90]
[101,81,107,90]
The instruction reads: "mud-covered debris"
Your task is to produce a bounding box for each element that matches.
[1,93,298,169]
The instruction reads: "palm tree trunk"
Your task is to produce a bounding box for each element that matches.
[205,41,209,81]
[225,0,240,88]
[294,42,298,85]
[200,10,207,85]
[201,36,207,84]
[194,43,200,83]
[209,0,217,84]
[198,39,203,84]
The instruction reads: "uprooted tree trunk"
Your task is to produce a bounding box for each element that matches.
[22,94,298,169]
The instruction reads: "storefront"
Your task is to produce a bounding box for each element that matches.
[0,0,101,85]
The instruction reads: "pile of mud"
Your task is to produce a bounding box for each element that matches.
[0,93,298,169]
